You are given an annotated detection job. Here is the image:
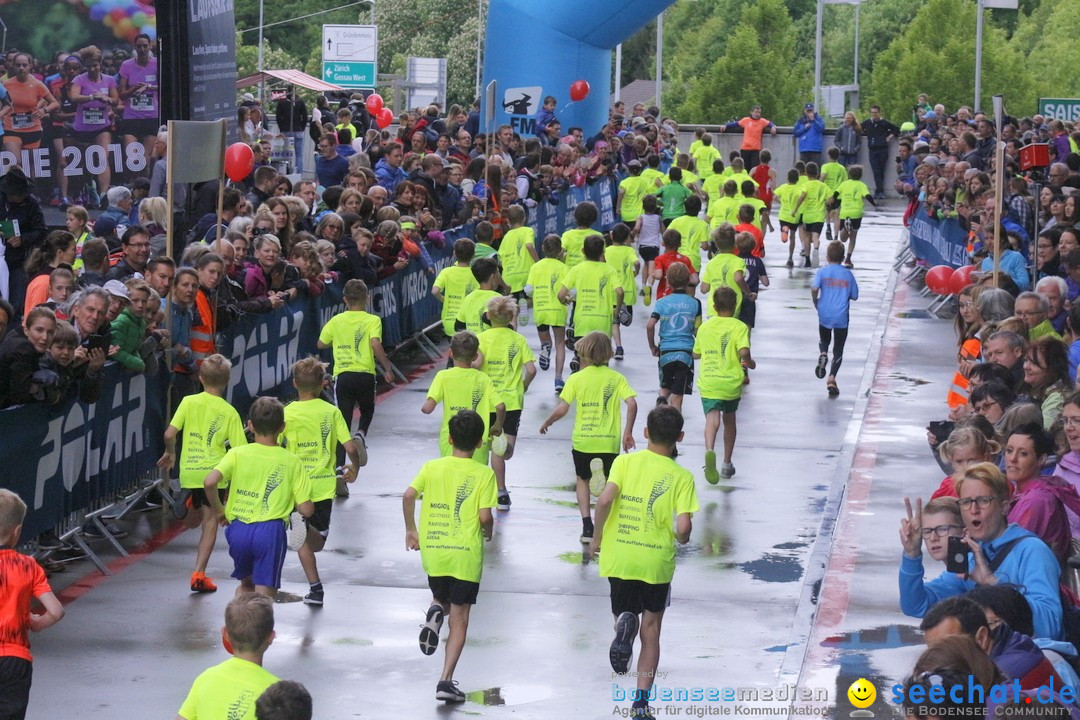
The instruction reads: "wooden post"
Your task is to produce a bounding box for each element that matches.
[992,96,1005,287]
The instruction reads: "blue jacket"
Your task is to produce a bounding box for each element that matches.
[898,524,1063,641]
[375,158,408,194]
[534,107,556,135]
[793,114,826,153]
[980,250,1030,291]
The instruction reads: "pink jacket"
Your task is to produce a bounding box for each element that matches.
[1008,474,1080,562]
[1053,451,1080,538]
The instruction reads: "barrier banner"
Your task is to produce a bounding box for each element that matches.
[907,208,969,269]
[528,179,619,240]
[2,366,167,542]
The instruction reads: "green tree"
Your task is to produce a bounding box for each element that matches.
[1019,0,1080,102]
[819,0,922,88]
[677,0,810,124]
[866,0,1034,120]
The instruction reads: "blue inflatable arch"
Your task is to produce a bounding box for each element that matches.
[481,0,678,138]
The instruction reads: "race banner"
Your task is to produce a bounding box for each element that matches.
[907,208,969,269]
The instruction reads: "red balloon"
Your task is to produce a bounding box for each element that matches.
[224,142,254,183]
[365,93,384,115]
[376,107,394,129]
[569,79,590,102]
[925,265,956,295]
[949,265,976,295]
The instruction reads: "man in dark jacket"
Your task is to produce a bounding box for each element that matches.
[862,105,900,199]
[275,90,309,176]
[0,167,47,315]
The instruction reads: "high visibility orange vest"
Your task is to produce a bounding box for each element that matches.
[191,289,216,366]
[946,338,982,408]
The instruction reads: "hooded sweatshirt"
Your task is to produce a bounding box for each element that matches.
[1008,475,1080,562]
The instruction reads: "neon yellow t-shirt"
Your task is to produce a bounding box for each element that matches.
[701,253,747,317]
[409,456,497,583]
[798,179,830,224]
[821,161,848,192]
[170,392,247,489]
[562,260,619,336]
[680,169,700,188]
[728,171,758,196]
[693,315,750,401]
[427,366,497,462]
[561,228,594,269]
[618,174,653,222]
[691,145,721,178]
[559,365,636,453]
[433,265,476,335]
[478,326,535,412]
[499,226,536,293]
[605,244,638,296]
[598,451,700,584]
[707,196,740,229]
[641,168,668,188]
[216,444,312,524]
[455,288,501,335]
[702,174,726,208]
[318,310,383,375]
[772,183,800,224]
[526,258,568,327]
[668,215,708,271]
[178,657,279,720]
[688,139,702,156]
[282,398,351,503]
[837,179,871,219]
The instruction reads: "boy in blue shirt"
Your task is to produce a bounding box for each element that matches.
[811,241,859,397]
[534,95,558,136]
[646,263,702,412]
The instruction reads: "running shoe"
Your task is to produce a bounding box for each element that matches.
[190,572,218,593]
[554,377,565,393]
[843,257,854,269]
[517,298,530,326]
[610,611,639,673]
[539,343,551,371]
[815,353,828,379]
[704,450,720,485]
[785,259,794,269]
[631,703,656,720]
[497,491,511,511]
[804,256,812,268]
[287,512,307,551]
[614,346,624,361]
[617,304,632,326]
[580,517,594,545]
[721,462,736,479]
[303,588,324,606]
[570,357,580,374]
[826,224,833,241]
[172,490,192,520]
[589,457,607,497]
[436,680,466,703]
[643,285,652,306]
[420,604,444,655]
[353,432,368,467]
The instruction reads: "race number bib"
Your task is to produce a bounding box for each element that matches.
[130,93,155,112]
[81,107,107,126]
[11,112,32,129]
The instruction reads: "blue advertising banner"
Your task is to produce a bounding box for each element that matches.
[527,180,619,240]
[908,208,969,269]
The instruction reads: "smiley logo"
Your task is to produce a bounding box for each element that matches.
[847,678,876,709]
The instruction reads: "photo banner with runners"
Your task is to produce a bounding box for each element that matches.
[0,0,159,203]
[907,207,970,268]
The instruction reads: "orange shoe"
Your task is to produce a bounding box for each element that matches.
[190,572,218,593]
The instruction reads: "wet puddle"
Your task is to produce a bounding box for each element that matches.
[872,373,930,397]
[738,553,803,583]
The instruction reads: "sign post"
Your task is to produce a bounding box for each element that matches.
[322,24,377,89]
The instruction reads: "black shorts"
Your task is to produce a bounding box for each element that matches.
[738,298,756,328]
[72,129,109,144]
[429,575,480,606]
[572,450,617,480]
[609,578,671,616]
[842,217,862,231]
[119,118,159,138]
[779,220,799,232]
[0,656,32,720]
[659,358,694,395]
[803,221,824,234]
[304,498,332,537]
[490,409,521,437]
[5,130,41,147]
[191,488,228,509]
[639,246,660,263]
[511,290,526,301]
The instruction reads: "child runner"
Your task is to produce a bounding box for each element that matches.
[559,235,624,369]
[750,148,776,219]
[455,258,502,336]
[472,221,498,261]
[739,179,768,237]
[735,231,769,338]
[668,195,708,276]
[498,205,538,319]
[605,223,639,359]
[317,279,394,464]
[525,234,569,392]
[647,263,702,411]
[403,410,497,704]
[478,296,537,511]
[812,241,859,397]
[432,238,477,336]
[699,224,750,321]
[282,357,362,606]
[205,397,315,599]
[562,201,598,270]
[158,354,248,593]
[835,165,876,268]
[701,159,726,209]
[773,169,803,269]
[590,404,698,720]
[820,147,848,242]
[655,167,693,227]
[0,490,64,720]
[422,331,505,464]
[706,180,740,232]
[793,162,830,268]
[177,594,278,720]
[694,287,756,483]
[652,229,697,300]
[617,159,652,226]
[732,204,765,259]
[632,195,663,305]
[539,331,638,544]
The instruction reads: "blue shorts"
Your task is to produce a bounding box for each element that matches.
[226,519,287,589]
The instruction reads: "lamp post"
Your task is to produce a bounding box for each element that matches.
[813,0,861,115]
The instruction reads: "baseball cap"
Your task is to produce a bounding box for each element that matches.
[627,159,642,169]
[805,103,815,111]
[103,279,130,301]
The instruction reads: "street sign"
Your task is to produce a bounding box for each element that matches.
[322,24,376,89]
[1039,98,1080,123]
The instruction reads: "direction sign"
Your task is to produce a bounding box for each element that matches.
[1039,98,1080,123]
[322,24,377,63]
[323,61,376,89]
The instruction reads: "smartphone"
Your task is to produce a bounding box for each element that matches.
[927,420,955,444]
[946,536,969,573]
[80,333,108,352]
[895,155,902,164]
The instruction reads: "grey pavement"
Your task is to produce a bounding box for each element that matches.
[28,204,922,719]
